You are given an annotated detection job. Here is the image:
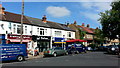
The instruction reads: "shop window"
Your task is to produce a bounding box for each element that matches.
[55,31,62,36]
[17,25,21,34]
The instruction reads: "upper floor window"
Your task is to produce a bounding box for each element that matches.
[25,26,27,34]
[45,29,47,34]
[67,32,71,37]
[17,25,21,34]
[37,28,39,34]
[13,24,16,33]
[87,34,93,39]
[55,31,62,36]
[40,28,44,35]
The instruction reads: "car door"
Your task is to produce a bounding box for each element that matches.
[59,48,65,55]
[54,47,61,55]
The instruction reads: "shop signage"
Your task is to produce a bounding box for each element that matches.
[7,34,32,40]
[37,36,51,41]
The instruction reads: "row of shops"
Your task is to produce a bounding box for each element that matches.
[0,34,67,52]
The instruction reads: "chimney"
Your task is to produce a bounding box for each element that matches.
[87,24,90,28]
[66,21,69,27]
[82,23,84,26]
[74,21,77,25]
[0,4,5,15]
[42,15,47,23]
[96,27,99,30]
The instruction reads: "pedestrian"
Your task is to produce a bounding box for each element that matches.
[70,45,76,56]
[34,48,39,56]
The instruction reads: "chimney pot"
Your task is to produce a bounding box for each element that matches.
[74,21,77,25]
[82,23,84,26]
[42,15,47,23]
[0,4,5,15]
[87,24,90,28]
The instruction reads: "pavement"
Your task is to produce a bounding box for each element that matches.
[26,54,44,60]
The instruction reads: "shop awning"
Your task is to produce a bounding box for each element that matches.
[54,42,66,44]
[66,39,87,42]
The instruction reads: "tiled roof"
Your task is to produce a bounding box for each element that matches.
[25,16,50,27]
[1,11,31,24]
[78,25,94,34]
[58,23,75,31]
[46,21,65,30]
[0,11,77,31]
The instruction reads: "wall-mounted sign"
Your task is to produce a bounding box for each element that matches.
[7,34,32,40]
[36,36,51,41]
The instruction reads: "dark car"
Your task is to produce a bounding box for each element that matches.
[106,45,119,55]
[98,46,106,51]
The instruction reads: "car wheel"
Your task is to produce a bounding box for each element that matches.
[84,50,87,53]
[76,51,79,54]
[65,52,68,55]
[17,56,24,62]
[53,53,57,57]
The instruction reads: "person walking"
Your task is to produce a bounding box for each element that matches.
[70,45,76,56]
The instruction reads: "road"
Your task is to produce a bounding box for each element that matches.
[1,51,119,67]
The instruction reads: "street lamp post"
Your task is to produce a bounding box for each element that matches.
[20,0,24,44]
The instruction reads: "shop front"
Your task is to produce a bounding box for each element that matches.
[7,34,32,48]
[52,37,66,48]
[0,34,6,44]
[32,35,51,52]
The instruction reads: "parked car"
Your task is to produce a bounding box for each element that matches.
[98,46,107,51]
[118,45,120,57]
[106,45,119,55]
[43,47,68,57]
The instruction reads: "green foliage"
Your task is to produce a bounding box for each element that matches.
[78,28,86,39]
[94,29,105,43]
[88,44,98,49]
[99,1,120,40]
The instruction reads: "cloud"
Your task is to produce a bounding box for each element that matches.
[81,2,112,12]
[80,12,100,22]
[80,2,112,22]
[46,6,71,18]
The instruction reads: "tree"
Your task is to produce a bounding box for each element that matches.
[94,28,105,46]
[99,1,120,40]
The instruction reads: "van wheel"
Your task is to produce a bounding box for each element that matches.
[53,53,57,57]
[17,56,24,62]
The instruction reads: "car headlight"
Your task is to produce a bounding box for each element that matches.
[83,48,85,50]
[111,48,115,51]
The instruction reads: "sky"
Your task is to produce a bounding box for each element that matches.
[1,0,113,29]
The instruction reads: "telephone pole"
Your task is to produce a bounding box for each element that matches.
[20,0,24,44]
